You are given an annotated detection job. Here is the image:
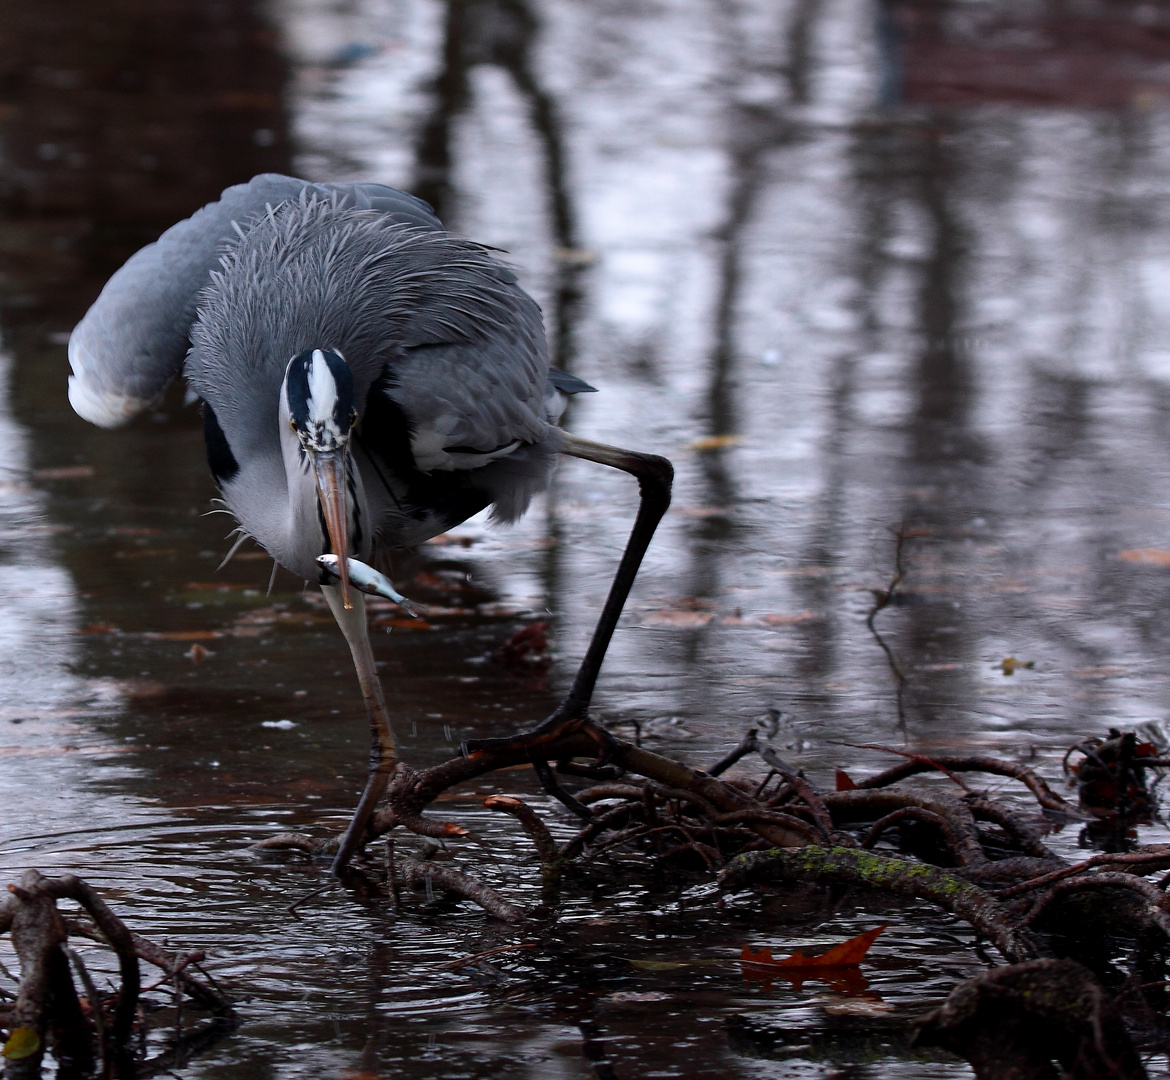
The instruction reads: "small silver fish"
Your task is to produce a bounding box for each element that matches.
[316,555,421,616]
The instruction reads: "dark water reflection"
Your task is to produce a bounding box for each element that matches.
[5,0,1170,1075]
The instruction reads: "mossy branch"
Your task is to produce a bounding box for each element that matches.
[718,845,1036,962]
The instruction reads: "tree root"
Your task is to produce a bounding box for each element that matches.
[398,859,525,923]
[0,870,233,1078]
[1023,872,1170,939]
[913,959,1148,1079]
[244,720,1170,1075]
[718,845,1036,963]
[484,795,565,906]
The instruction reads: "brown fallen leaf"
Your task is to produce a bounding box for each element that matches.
[414,570,475,592]
[756,610,815,627]
[741,923,888,973]
[1119,548,1170,567]
[493,622,550,668]
[999,657,1034,676]
[835,768,858,791]
[185,643,213,663]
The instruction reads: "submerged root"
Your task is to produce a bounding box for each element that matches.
[398,858,525,924]
[0,870,234,1079]
[248,722,1170,1071]
[913,959,1148,1080]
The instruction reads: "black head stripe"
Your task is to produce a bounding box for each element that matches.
[286,349,356,447]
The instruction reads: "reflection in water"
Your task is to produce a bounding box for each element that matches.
[410,0,583,374]
[0,344,119,849]
[0,0,288,267]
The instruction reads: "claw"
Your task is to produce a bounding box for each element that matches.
[316,555,421,616]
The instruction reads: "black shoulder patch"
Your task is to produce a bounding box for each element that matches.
[358,375,492,530]
[202,402,239,485]
[360,375,418,477]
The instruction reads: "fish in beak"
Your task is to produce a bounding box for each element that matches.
[316,554,421,616]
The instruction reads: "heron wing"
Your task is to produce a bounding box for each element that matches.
[68,173,440,428]
[380,295,551,473]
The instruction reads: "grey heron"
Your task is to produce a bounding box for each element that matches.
[68,174,672,872]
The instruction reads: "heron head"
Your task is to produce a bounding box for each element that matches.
[285,348,358,453]
[285,349,359,608]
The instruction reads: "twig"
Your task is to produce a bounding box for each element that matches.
[850,753,1078,815]
[752,769,778,799]
[253,832,336,856]
[65,919,234,1018]
[377,728,817,852]
[436,943,537,972]
[286,882,336,915]
[823,789,987,866]
[999,846,1170,899]
[849,743,970,791]
[45,874,141,1052]
[965,797,1059,861]
[398,858,525,923]
[560,802,643,861]
[484,795,565,906]
[65,947,105,1077]
[577,783,646,804]
[707,728,758,777]
[862,807,976,864]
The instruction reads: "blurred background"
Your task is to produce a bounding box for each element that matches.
[3,1,1170,1076]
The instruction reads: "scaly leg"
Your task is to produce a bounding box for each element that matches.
[464,432,673,761]
[321,585,398,873]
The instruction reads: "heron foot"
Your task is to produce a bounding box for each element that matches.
[462,716,619,819]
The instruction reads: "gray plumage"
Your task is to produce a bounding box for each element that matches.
[69,174,594,582]
[69,174,670,875]
[69,175,441,424]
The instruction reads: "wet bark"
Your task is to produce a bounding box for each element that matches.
[0,871,233,1078]
[913,960,1148,1080]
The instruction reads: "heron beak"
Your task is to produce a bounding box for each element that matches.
[312,449,353,609]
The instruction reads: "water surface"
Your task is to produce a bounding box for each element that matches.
[3,0,1170,1075]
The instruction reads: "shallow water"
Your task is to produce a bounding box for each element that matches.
[4,0,1170,1075]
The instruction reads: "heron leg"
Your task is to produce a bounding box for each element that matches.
[321,585,398,874]
[463,432,673,768]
